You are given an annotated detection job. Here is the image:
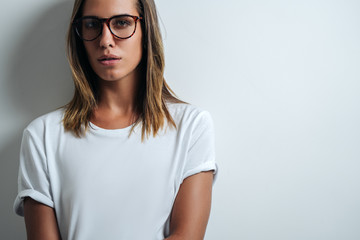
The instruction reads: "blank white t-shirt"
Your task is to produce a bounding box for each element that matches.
[14,103,218,240]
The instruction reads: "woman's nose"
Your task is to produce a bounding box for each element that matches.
[99,23,116,48]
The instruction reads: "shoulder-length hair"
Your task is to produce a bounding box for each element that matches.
[63,0,183,140]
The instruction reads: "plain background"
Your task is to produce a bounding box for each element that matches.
[1,0,359,239]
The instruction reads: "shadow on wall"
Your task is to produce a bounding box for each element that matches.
[0,1,74,239]
[8,1,74,118]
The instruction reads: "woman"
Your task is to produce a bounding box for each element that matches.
[14,0,218,239]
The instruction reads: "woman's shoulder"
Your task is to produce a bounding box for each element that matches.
[166,102,213,127]
[24,108,65,136]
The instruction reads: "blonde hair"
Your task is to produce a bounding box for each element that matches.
[63,0,184,140]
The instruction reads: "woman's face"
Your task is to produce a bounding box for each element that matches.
[82,0,143,83]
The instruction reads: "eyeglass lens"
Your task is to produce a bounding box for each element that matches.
[77,16,137,41]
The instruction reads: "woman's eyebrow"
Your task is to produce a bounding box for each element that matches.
[81,13,131,18]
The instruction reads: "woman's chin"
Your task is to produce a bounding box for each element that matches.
[97,72,124,82]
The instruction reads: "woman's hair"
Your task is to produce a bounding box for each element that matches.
[63,0,183,140]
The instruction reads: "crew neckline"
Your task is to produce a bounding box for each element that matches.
[88,121,137,137]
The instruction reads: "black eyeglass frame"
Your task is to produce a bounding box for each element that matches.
[73,14,143,41]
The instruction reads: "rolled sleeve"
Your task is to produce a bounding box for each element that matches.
[181,111,218,184]
[13,128,54,216]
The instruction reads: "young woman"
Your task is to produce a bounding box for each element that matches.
[14,0,218,239]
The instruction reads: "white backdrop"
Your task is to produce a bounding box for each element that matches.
[1,0,359,239]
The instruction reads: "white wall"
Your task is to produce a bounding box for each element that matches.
[1,0,359,239]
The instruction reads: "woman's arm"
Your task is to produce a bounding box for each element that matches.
[23,197,62,240]
[165,171,214,240]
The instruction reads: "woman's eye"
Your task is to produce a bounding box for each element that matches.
[84,20,99,29]
[113,19,131,28]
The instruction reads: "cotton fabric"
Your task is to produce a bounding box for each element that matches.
[14,103,217,240]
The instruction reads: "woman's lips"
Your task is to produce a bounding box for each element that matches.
[98,58,121,66]
[98,55,121,66]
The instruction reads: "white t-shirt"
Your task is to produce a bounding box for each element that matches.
[14,103,218,240]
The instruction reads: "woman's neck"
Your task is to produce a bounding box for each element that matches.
[91,72,141,129]
[97,79,138,114]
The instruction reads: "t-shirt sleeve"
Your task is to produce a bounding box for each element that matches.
[180,110,218,184]
[13,128,54,216]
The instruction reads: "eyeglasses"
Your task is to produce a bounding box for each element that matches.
[73,14,142,41]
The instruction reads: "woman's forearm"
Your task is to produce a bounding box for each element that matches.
[23,197,62,240]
